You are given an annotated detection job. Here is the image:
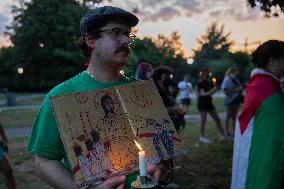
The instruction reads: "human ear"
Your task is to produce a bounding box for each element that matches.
[85,36,95,49]
[267,57,277,67]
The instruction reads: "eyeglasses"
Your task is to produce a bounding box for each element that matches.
[98,27,136,41]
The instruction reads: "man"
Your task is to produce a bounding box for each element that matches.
[27,6,160,189]
[0,121,16,189]
[231,40,284,189]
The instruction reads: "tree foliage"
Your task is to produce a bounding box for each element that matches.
[0,47,18,89]
[247,0,284,16]
[125,32,190,82]
[192,22,254,85]
[6,0,87,90]
[192,22,234,69]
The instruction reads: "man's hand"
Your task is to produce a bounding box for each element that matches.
[147,163,161,182]
[90,175,126,189]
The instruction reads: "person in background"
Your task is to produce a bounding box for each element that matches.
[0,121,16,189]
[178,74,193,115]
[196,68,226,144]
[151,66,185,131]
[151,66,183,188]
[231,40,284,189]
[135,59,153,80]
[221,67,243,136]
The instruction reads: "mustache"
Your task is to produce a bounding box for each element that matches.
[116,45,131,54]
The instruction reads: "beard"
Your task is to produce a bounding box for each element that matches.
[95,50,129,69]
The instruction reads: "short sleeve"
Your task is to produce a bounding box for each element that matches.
[27,96,65,160]
[188,82,193,90]
[178,81,184,89]
[221,77,234,92]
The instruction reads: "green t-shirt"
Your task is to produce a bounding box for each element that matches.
[27,71,138,187]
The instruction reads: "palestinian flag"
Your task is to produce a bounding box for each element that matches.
[231,69,284,189]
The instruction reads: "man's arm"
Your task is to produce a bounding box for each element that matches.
[35,155,78,189]
[35,155,127,189]
[198,86,217,96]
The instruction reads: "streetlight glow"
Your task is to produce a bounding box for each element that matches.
[17,67,24,74]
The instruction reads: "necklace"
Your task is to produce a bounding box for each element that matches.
[86,70,95,79]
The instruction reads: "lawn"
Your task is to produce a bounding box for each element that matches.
[0,109,38,128]
[0,120,233,189]
[0,137,52,189]
[173,121,233,189]
[16,96,44,106]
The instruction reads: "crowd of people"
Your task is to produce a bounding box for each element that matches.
[135,62,243,144]
[0,5,283,189]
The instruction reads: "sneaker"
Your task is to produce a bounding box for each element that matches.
[199,136,211,144]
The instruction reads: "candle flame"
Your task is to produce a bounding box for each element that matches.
[134,140,143,151]
[212,78,217,84]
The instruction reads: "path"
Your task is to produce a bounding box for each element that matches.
[0,93,45,106]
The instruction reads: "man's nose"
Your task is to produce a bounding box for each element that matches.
[120,34,132,44]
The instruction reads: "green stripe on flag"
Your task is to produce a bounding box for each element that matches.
[246,91,284,189]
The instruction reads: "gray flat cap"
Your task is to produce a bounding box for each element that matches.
[80,6,139,34]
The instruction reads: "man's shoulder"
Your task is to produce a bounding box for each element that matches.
[47,72,86,97]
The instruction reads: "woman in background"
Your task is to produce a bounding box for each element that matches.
[197,68,226,144]
[135,60,153,80]
[221,67,243,136]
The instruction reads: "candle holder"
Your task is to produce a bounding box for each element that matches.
[131,175,158,189]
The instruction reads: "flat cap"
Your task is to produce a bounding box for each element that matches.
[80,6,139,34]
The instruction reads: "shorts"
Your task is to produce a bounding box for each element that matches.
[0,146,4,160]
[181,98,191,106]
[197,97,215,111]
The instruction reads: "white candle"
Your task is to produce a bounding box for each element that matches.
[138,150,147,177]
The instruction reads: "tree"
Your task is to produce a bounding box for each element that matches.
[0,47,18,89]
[247,0,284,16]
[124,32,190,82]
[227,51,252,82]
[208,51,253,86]
[191,22,234,82]
[7,0,87,90]
[193,22,233,67]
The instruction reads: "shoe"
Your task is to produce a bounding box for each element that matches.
[199,136,211,144]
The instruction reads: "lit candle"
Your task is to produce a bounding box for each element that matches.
[212,77,217,85]
[134,140,147,177]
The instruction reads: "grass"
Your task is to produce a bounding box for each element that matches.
[0,120,233,189]
[0,137,52,189]
[16,96,44,106]
[0,94,5,101]
[0,109,38,128]
[173,121,233,189]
